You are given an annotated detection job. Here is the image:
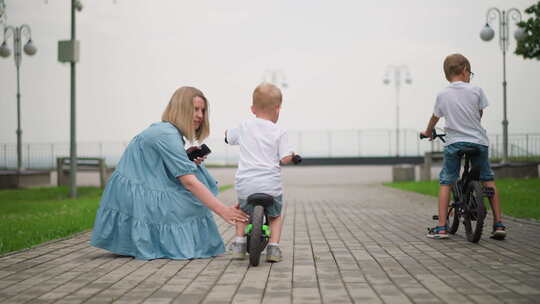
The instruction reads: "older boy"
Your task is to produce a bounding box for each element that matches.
[422,53,506,240]
[225,83,297,262]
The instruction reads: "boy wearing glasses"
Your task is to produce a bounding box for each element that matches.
[421,53,506,240]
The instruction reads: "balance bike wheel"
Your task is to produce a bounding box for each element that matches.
[249,205,265,266]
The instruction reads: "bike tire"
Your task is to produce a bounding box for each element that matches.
[249,205,265,267]
[463,181,487,243]
[447,185,460,234]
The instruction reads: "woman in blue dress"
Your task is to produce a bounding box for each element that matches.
[90,86,248,260]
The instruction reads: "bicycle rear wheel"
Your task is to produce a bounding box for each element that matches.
[249,205,265,266]
[447,184,461,234]
[463,181,487,243]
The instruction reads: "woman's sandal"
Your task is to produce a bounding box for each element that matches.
[426,225,449,239]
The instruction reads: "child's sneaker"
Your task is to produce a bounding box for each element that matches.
[426,226,449,239]
[231,241,247,260]
[266,244,282,262]
[491,222,506,240]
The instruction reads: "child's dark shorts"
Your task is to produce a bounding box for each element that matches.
[238,194,283,217]
[439,142,494,185]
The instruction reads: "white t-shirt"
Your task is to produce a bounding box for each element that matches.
[226,117,293,199]
[434,81,490,146]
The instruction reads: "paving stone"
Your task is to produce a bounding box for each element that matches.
[0,166,539,303]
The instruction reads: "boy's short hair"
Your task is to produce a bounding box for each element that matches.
[443,54,471,81]
[252,83,282,111]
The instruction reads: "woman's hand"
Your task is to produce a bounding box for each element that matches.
[219,204,249,225]
[193,156,206,165]
[179,175,249,225]
[186,146,206,165]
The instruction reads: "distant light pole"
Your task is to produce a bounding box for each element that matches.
[0,8,38,174]
[480,7,526,164]
[383,65,412,157]
[261,69,288,89]
[57,0,83,197]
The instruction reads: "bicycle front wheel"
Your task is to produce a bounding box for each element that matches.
[448,184,461,234]
[463,181,487,243]
[249,205,265,266]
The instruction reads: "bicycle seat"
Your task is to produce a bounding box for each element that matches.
[247,193,274,207]
[457,147,480,157]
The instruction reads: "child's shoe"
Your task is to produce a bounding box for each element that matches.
[426,226,449,239]
[231,241,247,260]
[491,222,506,240]
[266,244,282,262]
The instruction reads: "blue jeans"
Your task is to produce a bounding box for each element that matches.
[439,142,494,185]
[238,195,283,217]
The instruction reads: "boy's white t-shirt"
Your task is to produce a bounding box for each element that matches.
[434,81,490,146]
[226,117,293,199]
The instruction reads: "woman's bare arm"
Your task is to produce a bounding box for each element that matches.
[178,174,248,224]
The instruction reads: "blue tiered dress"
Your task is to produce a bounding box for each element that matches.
[90,122,224,260]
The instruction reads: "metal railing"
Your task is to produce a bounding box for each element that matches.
[1,129,539,169]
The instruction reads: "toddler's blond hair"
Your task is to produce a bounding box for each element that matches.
[252,83,282,112]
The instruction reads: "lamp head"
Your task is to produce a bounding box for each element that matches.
[23,39,37,55]
[480,23,495,41]
[514,27,527,41]
[0,41,10,58]
[75,0,83,11]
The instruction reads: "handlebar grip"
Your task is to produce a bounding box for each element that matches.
[419,133,428,139]
[292,154,302,165]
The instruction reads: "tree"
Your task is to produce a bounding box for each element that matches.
[515,1,540,60]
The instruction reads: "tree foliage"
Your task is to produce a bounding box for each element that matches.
[515,1,540,60]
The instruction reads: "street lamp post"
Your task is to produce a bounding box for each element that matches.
[480,7,526,164]
[0,20,37,175]
[383,65,412,158]
[261,69,288,89]
[57,0,82,198]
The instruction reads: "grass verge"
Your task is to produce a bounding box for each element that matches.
[384,178,540,221]
[0,184,233,256]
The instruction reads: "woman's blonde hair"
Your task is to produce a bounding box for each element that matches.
[161,86,210,142]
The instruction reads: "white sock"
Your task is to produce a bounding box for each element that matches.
[268,242,279,247]
[235,236,247,243]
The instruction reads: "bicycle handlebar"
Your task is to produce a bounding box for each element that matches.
[419,129,446,143]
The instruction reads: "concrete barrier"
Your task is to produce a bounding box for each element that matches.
[0,170,51,189]
[392,165,415,182]
[492,163,539,179]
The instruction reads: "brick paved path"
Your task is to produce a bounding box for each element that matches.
[1,166,539,303]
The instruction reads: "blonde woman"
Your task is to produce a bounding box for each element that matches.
[90,86,248,260]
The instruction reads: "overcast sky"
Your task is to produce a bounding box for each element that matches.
[1,0,539,144]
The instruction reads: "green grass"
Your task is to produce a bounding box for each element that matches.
[385,178,540,221]
[0,184,233,256]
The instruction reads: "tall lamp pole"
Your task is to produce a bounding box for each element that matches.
[261,69,288,89]
[0,6,37,175]
[57,0,82,197]
[480,7,526,164]
[383,65,412,158]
